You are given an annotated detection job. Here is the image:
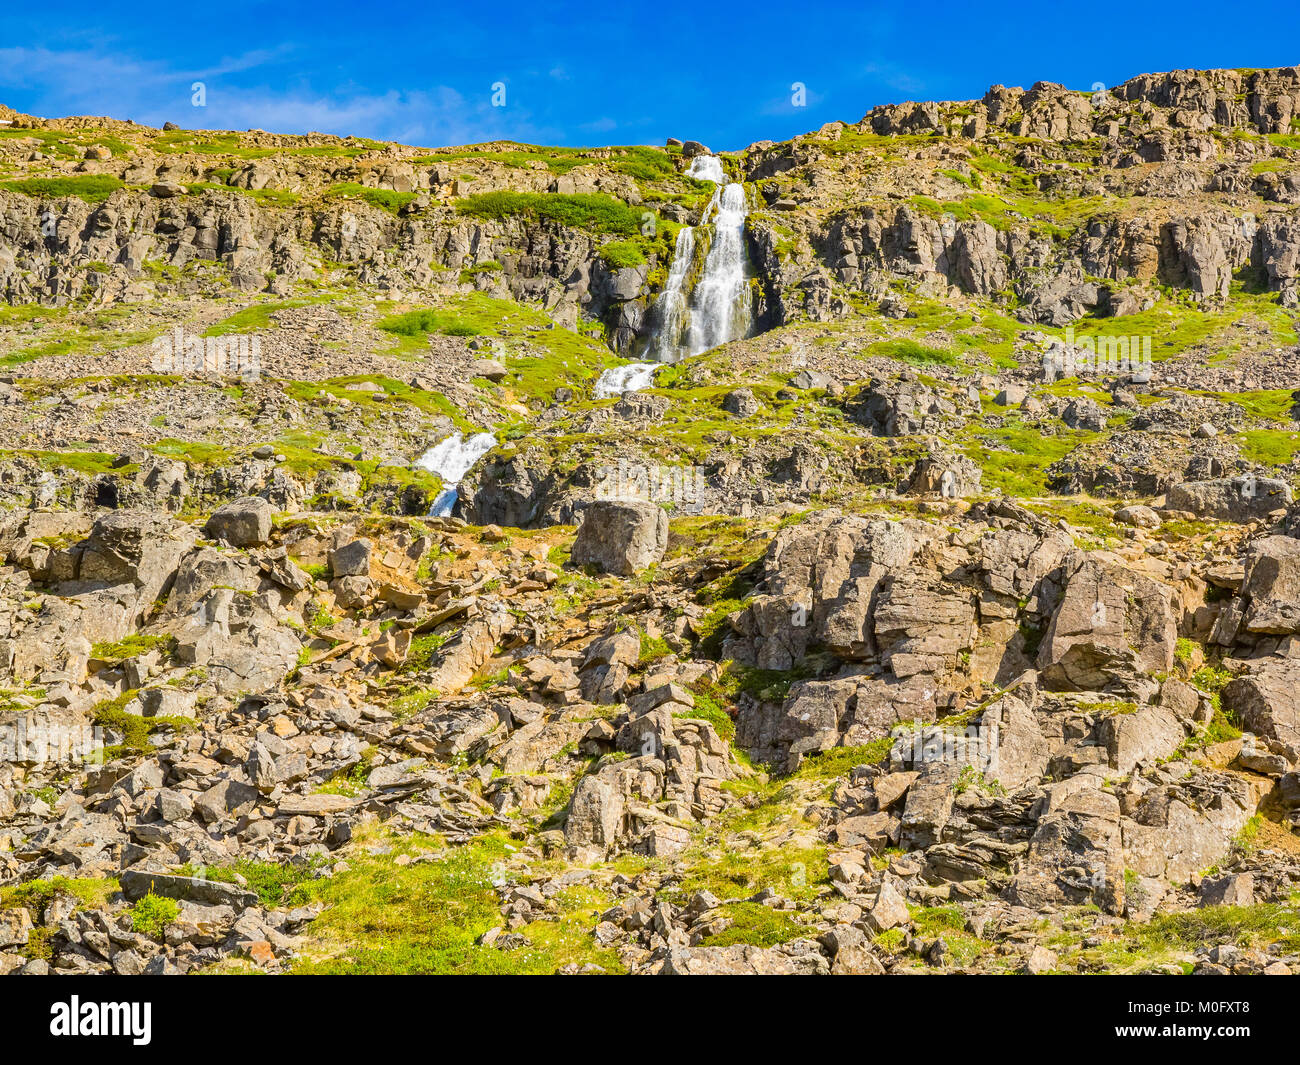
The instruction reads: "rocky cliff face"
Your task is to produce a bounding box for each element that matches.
[3,67,1300,977]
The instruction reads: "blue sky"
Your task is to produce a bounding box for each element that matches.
[1,1,1297,151]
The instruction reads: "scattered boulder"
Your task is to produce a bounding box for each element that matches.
[571,500,668,576]
[204,497,273,547]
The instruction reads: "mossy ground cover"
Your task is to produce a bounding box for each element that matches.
[0,174,124,203]
[283,374,470,426]
[960,418,1100,496]
[456,191,648,235]
[0,309,167,369]
[202,300,321,335]
[321,182,417,214]
[183,182,300,208]
[0,127,132,160]
[290,830,621,973]
[131,892,179,937]
[149,131,383,159]
[90,690,195,756]
[1043,284,1299,364]
[90,634,176,664]
[1240,429,1300,466]
[1050,899,1300,973]
[906,904,994,967]
[0,876,120,961]
[417,143,678,183]
[3,449,134,476]
[377,293,615,406]
[176,858,326,906]
[700,901,806,947]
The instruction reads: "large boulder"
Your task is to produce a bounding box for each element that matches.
[1166,477,1291,521]
[1005,787,1124,913]
[751,673,937,770]
[68,511,197,605]
[725,515,916,669]
[571,500,668,575]
[1037,553,1176,691]
[1222,657,1300,755]
[981,692,1050,789]
[204,496,274,547]
[425,603,516,697]
[1240,535,1300,634]
[330,537,372,577]
[1100,705,1186,774]
[564,776,626,858]
[873,571,977,678]
[1122,773,1264,883]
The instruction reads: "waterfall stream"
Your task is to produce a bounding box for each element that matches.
[592,154,757,398]
[645,154,756,363]
[414,431,498,517]
[593,361,659,398]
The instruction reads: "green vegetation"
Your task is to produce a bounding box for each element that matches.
[0,876,119,961]
[1063,902,1300,973]
[636,629,672,667]
[907,904,994,967]
[177,858,325,907]
[323,182,417,214]
[184,181,300,208]
[402,630,452,673]
[90,634,176,664]
[675,685,736,742]
[673,839,828,905]
[151,130,385,160]
[203,299,325,335]
[417,143,677,184]
[90,690,195,756]
[872,338,959,368]
[961,419,1100,497]
[0,306,169,369]
[792,737,897,778]
[376,293,615,404]
[131,892,179,938]
[702,902,805,947]
[291,831,620,974]
[598,240,648,269]
[0,175,124,203]
[457,191,647,235]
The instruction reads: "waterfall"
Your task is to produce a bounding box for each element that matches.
[687,154,725,183]
[646,225,695,362]
[593,361,659,399]
[645,154,756,363]
[687,181,752,355]
[414,431,497,517]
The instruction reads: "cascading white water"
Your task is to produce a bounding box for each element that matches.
[686,181,751,356]
[415,431,497,517]
[646,225,695,361]
[687,154,725,183]
[645,154,755,363]
[593,361,659,399]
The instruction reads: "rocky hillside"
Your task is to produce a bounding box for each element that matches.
[3,66,1300,976]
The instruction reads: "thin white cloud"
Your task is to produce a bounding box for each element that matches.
[0,45,554,146]
[862,62,927,98]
